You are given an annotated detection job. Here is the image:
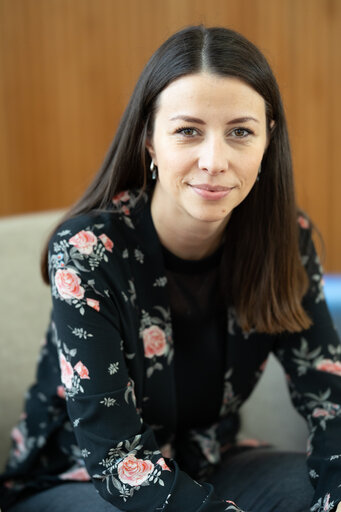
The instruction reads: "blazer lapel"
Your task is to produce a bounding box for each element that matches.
[129,192,178,438]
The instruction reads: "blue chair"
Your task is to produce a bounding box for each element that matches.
[324,274,341,335]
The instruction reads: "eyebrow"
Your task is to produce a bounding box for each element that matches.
[170,115,205,124]
[227,116,259,125]
[169,115,259,124]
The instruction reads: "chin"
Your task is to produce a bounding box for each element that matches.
[190,208,231,224]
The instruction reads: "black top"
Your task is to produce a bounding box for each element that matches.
[162,245,226,433]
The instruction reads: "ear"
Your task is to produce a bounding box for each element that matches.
[145,138,157,166]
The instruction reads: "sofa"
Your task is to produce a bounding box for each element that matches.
[0,211,340,471]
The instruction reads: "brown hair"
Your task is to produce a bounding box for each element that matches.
[41,25,311,334]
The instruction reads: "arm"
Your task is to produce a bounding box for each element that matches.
[273,222,341,511]
[49,216,241,512]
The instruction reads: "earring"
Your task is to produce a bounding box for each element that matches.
[256,165,262,182]
[150,160,158,180]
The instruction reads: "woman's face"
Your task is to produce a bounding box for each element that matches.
[147,72,269,230]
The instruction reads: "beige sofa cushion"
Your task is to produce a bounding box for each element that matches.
[0,211,63,469]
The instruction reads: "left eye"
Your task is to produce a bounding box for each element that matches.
[231,128,250,138]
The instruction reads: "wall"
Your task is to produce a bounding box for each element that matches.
[0,0,340,270]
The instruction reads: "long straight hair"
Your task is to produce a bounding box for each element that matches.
[41,25,311,334]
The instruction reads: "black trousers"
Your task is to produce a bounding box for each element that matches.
[8,448,314,512]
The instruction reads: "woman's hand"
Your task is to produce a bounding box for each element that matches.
[336,503,341,512]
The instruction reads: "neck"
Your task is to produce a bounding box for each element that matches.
[151,195,229,261]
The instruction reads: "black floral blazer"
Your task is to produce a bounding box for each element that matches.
[1,189,341,512]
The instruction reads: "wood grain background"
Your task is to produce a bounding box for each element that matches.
[0,0,340,270]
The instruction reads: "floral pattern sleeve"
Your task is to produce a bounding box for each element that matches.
[273,221,341,512]
[46,213,233,512]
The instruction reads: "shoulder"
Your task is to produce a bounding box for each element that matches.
[296,211,321,270]
[47,191,149,307]
[296,211,325,300]
[47,211,119,303]
[47,189,153,288]
[47,189,156,315]
[49,211,115,252]
[48,212,117,283]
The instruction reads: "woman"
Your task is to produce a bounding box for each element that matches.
[0,25,340,512]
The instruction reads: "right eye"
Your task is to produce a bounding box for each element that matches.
[175,127,199,137]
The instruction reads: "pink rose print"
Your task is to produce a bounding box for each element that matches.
[74,361,90,380]
[117,454,154,486]
[316,359,341,377]
[122,205,130,216]
[312,408,330,418]
[225,501,241,511]
[112,190,130,203]
[99,233,114,252]
[57,385,66,399]
[86,297,100,312]
[324,494,331,511]
[69,230,97,255]
[55,268,85,300]
[11,427,26,455]
[156,457,171,471]
[142,325,167,359]
[60,353,74,389]
[298,215,309,229]
[60,467,91,481]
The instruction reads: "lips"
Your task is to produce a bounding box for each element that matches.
[189,183,236,200]
[189,184,234,192]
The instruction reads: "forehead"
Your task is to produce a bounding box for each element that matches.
[155,72,266,120]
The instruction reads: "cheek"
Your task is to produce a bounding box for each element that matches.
[157,151,192,182]
[159,169,185,191]
[237,152,263,180]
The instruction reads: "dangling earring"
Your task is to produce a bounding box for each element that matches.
[256,165,262,182]
[150,160,158,180]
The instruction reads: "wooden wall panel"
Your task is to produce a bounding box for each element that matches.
[330,0,341,275]
[0,0,340,270]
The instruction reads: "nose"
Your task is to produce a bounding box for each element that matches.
[198,135,229,175]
